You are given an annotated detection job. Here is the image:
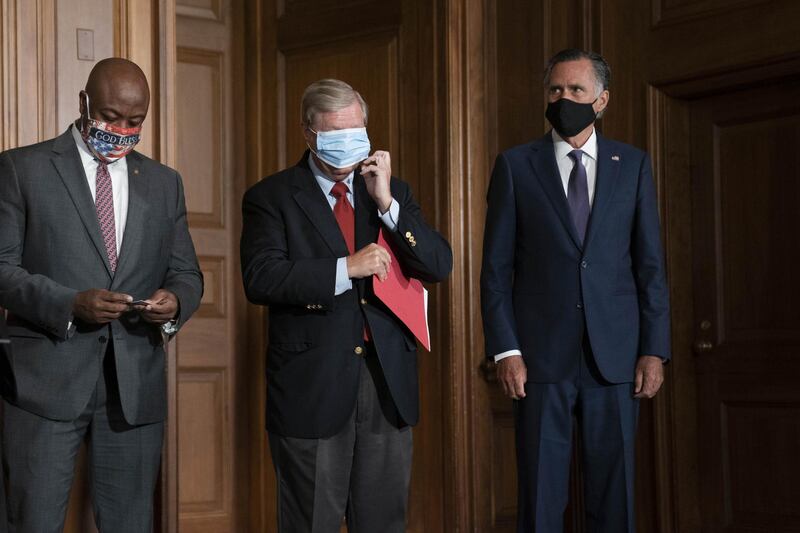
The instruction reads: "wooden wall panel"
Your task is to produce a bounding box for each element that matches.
[55,0,113,131]
[281,34,398,168]
[246,1,452,531]
[177,47,224,228]
[178,370,227,514]
[174,0,249,531]
[722,400,800,526]
[197,256,227,318]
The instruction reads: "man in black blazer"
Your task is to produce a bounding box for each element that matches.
[0,58,203,532]
[481,50,670,532]
[241,79,452,532]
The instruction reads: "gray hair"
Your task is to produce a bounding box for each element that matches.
[543,49,611,97]
[301,79,368,127]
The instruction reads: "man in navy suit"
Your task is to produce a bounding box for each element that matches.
[480,49,670,532]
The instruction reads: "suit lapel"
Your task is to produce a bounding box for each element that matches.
[50,128,113,277]
[583,134,621,251]
[353,173,380,250]
[113,153,150,279]
[292,161,350,257]
[527,135,583,249]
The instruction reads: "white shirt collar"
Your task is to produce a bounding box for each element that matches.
[552,127,598,162]
[308,153,354,196]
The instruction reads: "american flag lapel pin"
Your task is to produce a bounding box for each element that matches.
[611,155,620,161]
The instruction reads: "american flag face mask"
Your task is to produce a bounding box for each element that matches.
[80,93,142,163]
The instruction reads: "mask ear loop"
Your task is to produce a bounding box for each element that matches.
[305,125,321,159]
[80,92,94,136]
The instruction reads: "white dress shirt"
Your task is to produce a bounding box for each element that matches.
[71,124,129,253]
[69,125,178,334]
[493,128,598,363]
[308,155,400,296]
[553,127,598,207]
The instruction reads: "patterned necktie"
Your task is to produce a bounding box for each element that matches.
[567,149,590,244]
[331,182,355,254]
[95,161,118,272]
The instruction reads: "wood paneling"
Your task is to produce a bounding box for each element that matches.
[197,256,227,318]
[281,33,398,168]
[652,0,770,27]
[246,0,452,531]
[688,79,800,532]
[177,47,224,229]
[177,0,222,21]
[173,1,249,531]
[178,370,227,513]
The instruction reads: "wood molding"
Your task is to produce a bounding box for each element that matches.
[113,0,129,57]
[443,0,494,530]
[646,85,677,533]
[36,0,56,140]
[147,1,178,530]
[651,0,770,28]
[244,0,277,531]
[277,0,401,52]
[0,0,17,149]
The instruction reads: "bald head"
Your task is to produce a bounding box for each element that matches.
[79,58,150,129]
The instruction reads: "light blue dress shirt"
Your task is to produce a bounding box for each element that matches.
[308,155,400,295]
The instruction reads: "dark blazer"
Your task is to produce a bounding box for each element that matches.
[0,127,203,424]
[480,132,670,383]
[241,152,452,438]
[0,313,13,401]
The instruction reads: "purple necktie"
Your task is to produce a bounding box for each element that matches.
[95,161,118,272]
[567,149,590,244]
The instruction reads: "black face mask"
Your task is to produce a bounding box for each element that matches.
[545,98,598,138]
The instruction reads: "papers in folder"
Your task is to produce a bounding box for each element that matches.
[373,228,430,351]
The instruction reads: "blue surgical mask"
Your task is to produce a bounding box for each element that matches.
[309,127,371,169]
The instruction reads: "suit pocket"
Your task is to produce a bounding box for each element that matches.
[270,341,313,352]
[7,325,50,339]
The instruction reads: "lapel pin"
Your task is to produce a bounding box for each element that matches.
[133,169,139,174]
[611,155,620,161]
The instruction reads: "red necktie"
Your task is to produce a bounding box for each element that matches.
[331,182,354,253]
[95,161,118,272]
[331,182,370,341]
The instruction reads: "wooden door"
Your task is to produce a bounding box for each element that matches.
[689,80,800,532]
[172,0,250,530]
[244,0,455,530]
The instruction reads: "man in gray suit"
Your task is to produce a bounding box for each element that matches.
[0,58,203,532]
[0,312,8,533]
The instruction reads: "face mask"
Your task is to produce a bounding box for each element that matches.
[545,98,598,138]
[308,127,371,169]
[80,93,141,163]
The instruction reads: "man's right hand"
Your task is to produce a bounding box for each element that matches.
[72,289,133,324]
[346,243,392,281]
[497,355,527,400]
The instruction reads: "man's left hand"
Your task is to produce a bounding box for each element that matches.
[360,150,393,213]
[134,289,179,325]
[634,355,664,399]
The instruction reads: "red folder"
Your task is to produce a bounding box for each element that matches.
[373,228,430,351]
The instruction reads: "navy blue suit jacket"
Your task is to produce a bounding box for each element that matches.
[480,132,670,384]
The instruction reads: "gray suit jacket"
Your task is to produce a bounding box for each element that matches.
[0,127,203,424]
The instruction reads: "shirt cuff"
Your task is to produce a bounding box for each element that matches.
[378,198,400,231]
[493,349,522,363]
[335,257,353,295]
